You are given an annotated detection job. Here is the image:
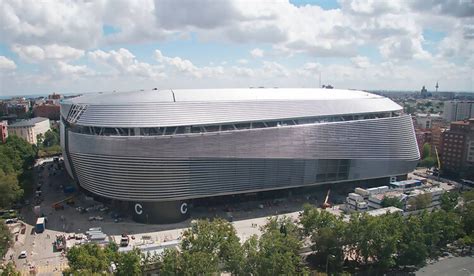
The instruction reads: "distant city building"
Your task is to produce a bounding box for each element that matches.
[0,120,8,143]
[49,93,62,100]
[440,119,474,176]
[33,103,60,120]
[420,86,430,99]
[443,101,474,122]
[9,117,50,144]
[414,113,442,129]
[1,101,29,117]
[415,129,432,158]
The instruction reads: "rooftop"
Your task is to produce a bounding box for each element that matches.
[64,88,384,105]
[10,117,49,127]
[367,207,403,217]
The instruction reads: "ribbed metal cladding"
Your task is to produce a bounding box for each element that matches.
[66,115,419,202]
[73,98,401,127]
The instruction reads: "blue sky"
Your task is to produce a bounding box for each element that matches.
[0,0,473,96]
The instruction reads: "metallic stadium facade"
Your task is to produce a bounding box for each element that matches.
[60,88,420,223]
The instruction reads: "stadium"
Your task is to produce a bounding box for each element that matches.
[60,88,420,223]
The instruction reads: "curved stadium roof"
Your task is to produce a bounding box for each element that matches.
[61,88,403,128]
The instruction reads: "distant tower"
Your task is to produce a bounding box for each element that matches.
[421,85,428,98]
[435,81,439,92]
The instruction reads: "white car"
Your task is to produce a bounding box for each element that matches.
[18,251,27,259]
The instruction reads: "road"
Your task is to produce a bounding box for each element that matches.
[417,256,474,276]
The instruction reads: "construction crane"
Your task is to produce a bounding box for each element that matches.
[321,189,331,209]
[434,145,441,181]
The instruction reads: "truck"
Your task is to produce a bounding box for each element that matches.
[35,217,45,233]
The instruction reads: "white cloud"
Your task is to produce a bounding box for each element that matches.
[0,0,102,48]
[262,61,289,77]
[90,48,165,79]
[350,56,371,68]
[1,0,473,94]
[11,44,45,62]
[231,66,255,77]
[237,59,249,64]
[379,36,431,60]
[297,62,322,77]
[54,61,92,77]
[0,56,16,70]
[250,48,264,58]
[155,49,224,78]
[12,44,84,63]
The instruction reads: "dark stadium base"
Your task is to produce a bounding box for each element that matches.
[77,175,406,224]
[130,201,190,224]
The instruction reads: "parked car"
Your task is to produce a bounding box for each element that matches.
[5,218,18,224]
[18,251,27,259]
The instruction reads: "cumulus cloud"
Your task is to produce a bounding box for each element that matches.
[90,48,165,79]
[155,49,224,78]
[351,56,371,68]
[0,0,102,48]
[0,56,17,70]
[237,59,248,64]
[54,61,92,77]
[12,44,84,63]
[1,0,472,94]
[250,48,264,58]
[262,61,289,77]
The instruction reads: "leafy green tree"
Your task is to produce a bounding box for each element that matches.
[241,235,259,275]
[0,221,12,258]
[36,133,44,148]
[116,248,142,276]
[461,201,474,237]
[440,192,459,212]
[254,217,306,275]
[420,210,464,256]
[159,248,182,275]
[43,129,60,147]
[181,250,219,275]
[396,215,428,267]
[1,262,20,276]
[408,194,432,211]
[299,203,340,236]
[66,244,109,273]
[0,171,23,208]
[180,218,244,274]
[381,196,404,209]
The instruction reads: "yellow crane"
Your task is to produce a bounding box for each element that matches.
[434,145,441,181]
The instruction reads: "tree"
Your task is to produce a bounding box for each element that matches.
[0,171,23,208]
[66,244,110,273]
[0,221,12,258]
[159,248,182,275]
[43,129,60,147]
[1,262,20,276]
[180,218,244,274]
[420,210,464,256]
[253,217,306,275]
[381,196,404,209]
[440,192,459,212]
[241,236,259,275]
[299,203,340,236]
[408,194,431,211]
[396,215,428,267]
[116,248,142,276]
